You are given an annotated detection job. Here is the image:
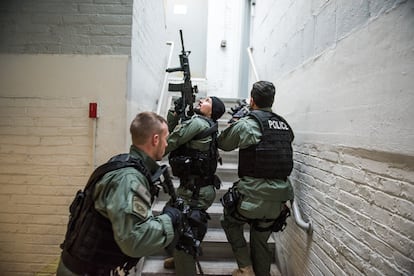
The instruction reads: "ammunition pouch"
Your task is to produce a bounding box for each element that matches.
[169,155,192,177]
[220,187,239,210]
[270,205,290,232]
[212,174,221,189]
[169,150,214,178]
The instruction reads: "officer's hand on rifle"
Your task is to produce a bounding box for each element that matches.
[162,205,183,231]
[174,97,183,115]
[162,205,184,251]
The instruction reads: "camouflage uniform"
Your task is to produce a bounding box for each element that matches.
[57,146,175,275]
[165,111,218,275]
[218,107,294,276]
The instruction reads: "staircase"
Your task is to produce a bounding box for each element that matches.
[139,99,282,276]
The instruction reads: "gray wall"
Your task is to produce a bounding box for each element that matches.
[164,0,208,78]
[250,0,414,275]
[128,0,168,125]
[251,0,409,82]
[0,0,133,55]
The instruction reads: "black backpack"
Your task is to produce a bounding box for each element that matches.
[60,153,153,252]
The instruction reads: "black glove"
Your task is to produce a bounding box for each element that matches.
[174,97,183,114]
[162,205,183,230]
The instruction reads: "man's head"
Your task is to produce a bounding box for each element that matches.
[250,81,275,108]
[194,96,226,121]
[130,112,169,161]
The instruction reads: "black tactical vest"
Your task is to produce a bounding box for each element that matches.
[238,110,294,180]
[60,154,153,275]
[169,116,219,178]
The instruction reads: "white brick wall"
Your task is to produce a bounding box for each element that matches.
[0,96,92,275]
[129,0,168,123]
[0,1,168,273]
[281,143,414,275]
[249,0,414,275]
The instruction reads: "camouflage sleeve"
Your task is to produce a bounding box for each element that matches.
[164,116,205,155]
[94,168,175,258]
[167,110,180,133]
[218,117,261,151]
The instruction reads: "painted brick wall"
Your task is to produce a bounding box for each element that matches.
[251,0,409,81]
[250,0,414,275]
[128,0,168,120]
[275,144,414,275]
[0,0,133,55]
[0,1,168,274]
[0,96,91,274]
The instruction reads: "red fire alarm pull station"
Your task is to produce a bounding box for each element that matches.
[89,102,98,118]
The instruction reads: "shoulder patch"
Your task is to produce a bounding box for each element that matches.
[132,196,148,219]
[173,124,182,132]
[136,184,151,205]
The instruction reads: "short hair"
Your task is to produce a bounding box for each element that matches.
[130,112,167,145]
[251,81,275,108]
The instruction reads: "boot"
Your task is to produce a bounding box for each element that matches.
[232,265,255,276]
[163,257,175,269]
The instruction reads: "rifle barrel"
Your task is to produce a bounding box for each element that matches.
[179,29,185,52]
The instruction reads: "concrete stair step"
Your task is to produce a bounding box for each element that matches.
[219,149,239,164]
[140,258,237,276]
[142,226,276,259]
[215,163,239,183]
[140,258,282,276]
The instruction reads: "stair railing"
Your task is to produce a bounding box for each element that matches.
[156,41,175,117]
[247,46,312,234]
[247,47,260,81]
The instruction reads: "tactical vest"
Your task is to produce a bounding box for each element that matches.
[239,110,294,180]
[60,153,154,275]
[169,116,219,179]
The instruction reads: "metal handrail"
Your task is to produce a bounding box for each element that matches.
[247,47,260,81]
[291,199,312,234]
[156,41,175,117]
[247,46,312,234]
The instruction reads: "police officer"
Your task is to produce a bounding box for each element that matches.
[164,96,226,275]
[57,112,183,276]
[218,81,295,276]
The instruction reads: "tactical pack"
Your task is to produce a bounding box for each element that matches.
[60,153,153,274]
[169,117,220,179]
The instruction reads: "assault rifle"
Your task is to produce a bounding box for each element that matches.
[227,99,250,124]
[166,30,198,121]
[152,165,204,275]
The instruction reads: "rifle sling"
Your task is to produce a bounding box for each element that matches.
[193,122,218,140]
